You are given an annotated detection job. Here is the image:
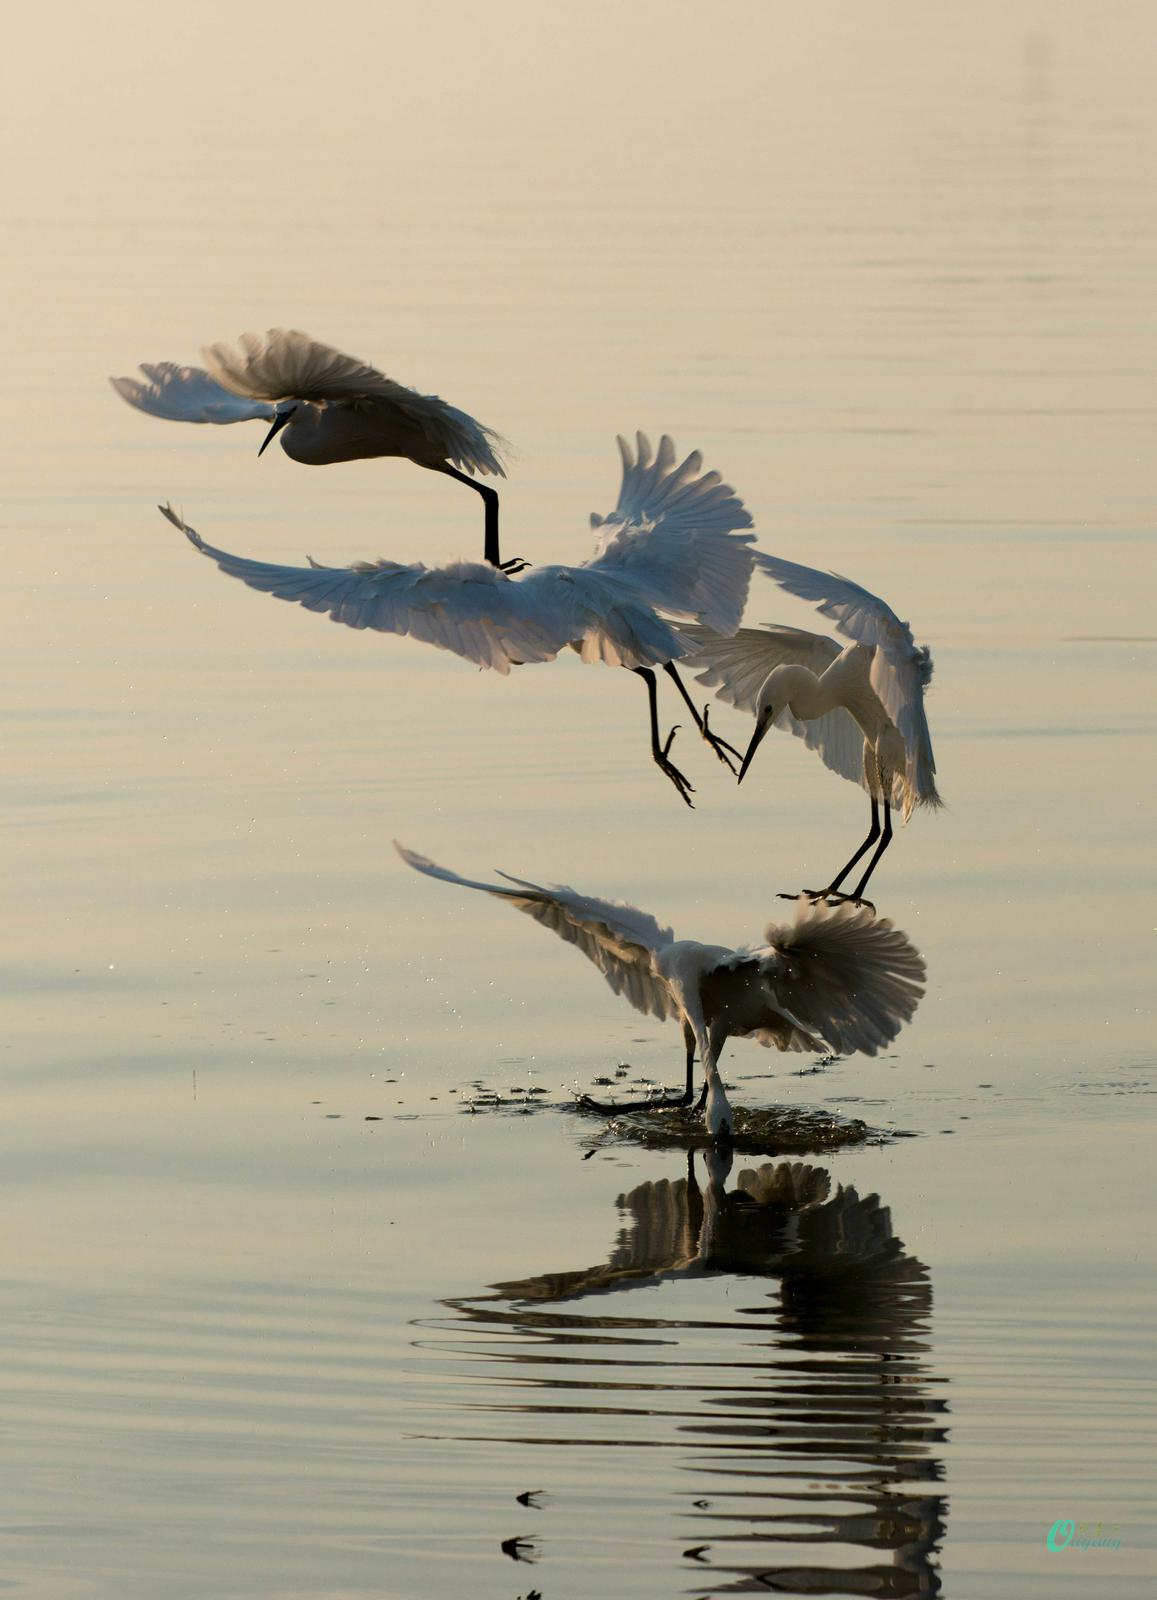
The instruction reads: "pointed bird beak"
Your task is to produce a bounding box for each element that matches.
[737,714,773,784]
[258,411,292,457]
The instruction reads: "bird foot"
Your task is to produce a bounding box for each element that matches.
[577,1090,693,1115]
[700,706,742,774]
[779,888,877,913]
[655,726,695,807]
[497,556,531,575]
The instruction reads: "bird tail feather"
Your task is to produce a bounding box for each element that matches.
[762,898,926,1057]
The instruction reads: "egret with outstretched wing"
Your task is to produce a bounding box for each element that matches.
[397,842,926,1138]
[113,330,510,565]
[160,433,755,803]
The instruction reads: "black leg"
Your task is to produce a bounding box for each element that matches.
[663,663,743,773]
[827,798,882,892]
[435,464,519,570]
[778,798,883,909]
[849,799,893,901]
[632,667,694,807]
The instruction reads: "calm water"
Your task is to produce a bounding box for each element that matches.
[3,2,1155,1595]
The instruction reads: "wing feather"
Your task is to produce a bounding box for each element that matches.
[754,554,940,805]
[740,897,926,1057]
[110,363,276,425]
[395,844,678,1023]
[203,329,404,404]
[686,625,866,788]
[202,330,506,477]
[158,505,563,674]
[585,433,755,633]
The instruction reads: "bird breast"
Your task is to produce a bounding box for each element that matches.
[699,961,779,1037]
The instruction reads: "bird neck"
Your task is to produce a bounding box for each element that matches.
[765,662,838,721]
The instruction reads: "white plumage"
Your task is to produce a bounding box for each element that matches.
[113,329,510,563]
[396,842,926,1138]
[687,552,941,904]
[160,432,756,802]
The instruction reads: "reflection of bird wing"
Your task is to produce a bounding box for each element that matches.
[202,330,506,476]
[685,624,865,787]
[742,896,926,1057]
[755,554,939,804]
[160,505,574,674]
[395,844,679,1023]
[110,363,276,424]
[490,1179,703,1302]
[584,433,755,633]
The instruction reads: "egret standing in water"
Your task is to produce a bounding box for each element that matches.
[396,842,926,1138]
[687,552,941,906]
[159,433,753,802]
[112,330,511,566]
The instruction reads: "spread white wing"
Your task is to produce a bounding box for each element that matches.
[685,624,866,788]
[755,553,939,802]
[584,433,755,634]
[202,329,506,477]
[110,362,276,425]
[395,843,679,1023]
[159,505,568,674]
[737,896,926,1057]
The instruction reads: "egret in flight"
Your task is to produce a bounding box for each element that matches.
[396,842,926,1138]
[687,552,941,906]
[112,330,511,566]
[159,433,754,803]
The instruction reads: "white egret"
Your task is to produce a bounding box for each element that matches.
[160,433,754,802]
[112,329,512,566]
[396,842,926,1138]
[687,552,941,906]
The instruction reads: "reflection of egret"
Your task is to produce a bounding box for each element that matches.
[438,1153,947,1596]
[159,433,754,802]
[112,329,511,566]
[493,1150,924,1300]
[396,844,925,1136]
[688,553,941,906]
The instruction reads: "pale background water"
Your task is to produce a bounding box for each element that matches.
[2,1,1155,1595]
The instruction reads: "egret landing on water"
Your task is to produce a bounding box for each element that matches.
[395,843,926,1139]
[159,433,755,803]
[112,330,512,566]
[687,552,942,908]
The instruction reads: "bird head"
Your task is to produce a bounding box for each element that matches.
[258,400,298,456]
[704,1072,733,1143]
[737,687,781,784]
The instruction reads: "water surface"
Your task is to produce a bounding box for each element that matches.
[2,2,1155,1594]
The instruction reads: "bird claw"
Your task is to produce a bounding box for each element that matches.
[498,556,531,575]
[700,706,742,774]
[577,1090,693,1115]
[651,726,695,805]
[780,888,877,914]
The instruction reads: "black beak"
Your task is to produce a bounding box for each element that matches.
[258,411,291,457]
[737,715,773,784]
